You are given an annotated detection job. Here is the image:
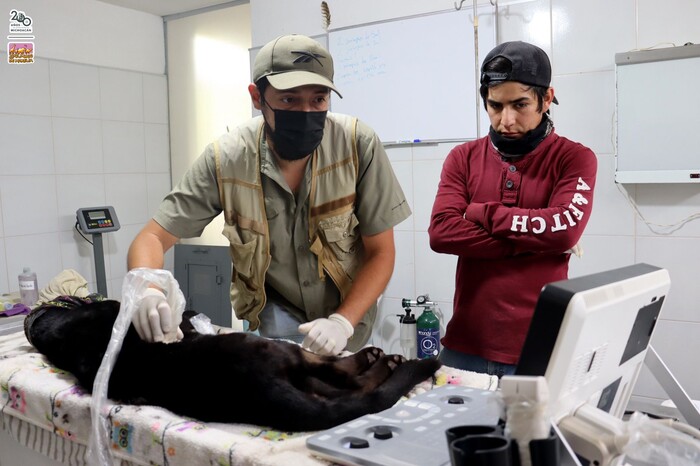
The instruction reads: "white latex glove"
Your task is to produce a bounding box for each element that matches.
[566,242,584,258]
[132,288,184,343]
[298,313,354,356]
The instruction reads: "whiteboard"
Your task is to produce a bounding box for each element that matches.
[616,44,700,183]
[329,8,495,143]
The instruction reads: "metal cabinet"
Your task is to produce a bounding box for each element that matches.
[174,244,232,328]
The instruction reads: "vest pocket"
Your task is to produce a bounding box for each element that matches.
[222,224,258,281]
[320,211,361,260]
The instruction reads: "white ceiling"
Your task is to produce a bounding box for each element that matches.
[96,0,240,17]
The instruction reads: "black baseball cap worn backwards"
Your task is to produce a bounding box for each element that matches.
[480,41,558,104]
[253,34,342,97]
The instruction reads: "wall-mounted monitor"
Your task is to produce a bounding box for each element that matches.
[615,44,700,183]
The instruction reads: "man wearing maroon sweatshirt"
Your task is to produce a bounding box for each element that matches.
[429,41,597,377]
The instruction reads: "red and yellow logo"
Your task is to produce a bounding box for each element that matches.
[8,42,33,64]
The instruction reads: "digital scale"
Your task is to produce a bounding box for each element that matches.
[306,385,501,466]
[77,206,120,234]
[76,206,120,297]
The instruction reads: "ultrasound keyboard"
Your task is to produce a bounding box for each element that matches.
[306,384,502,466]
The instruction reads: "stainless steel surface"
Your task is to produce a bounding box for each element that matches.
[0,315,26,337]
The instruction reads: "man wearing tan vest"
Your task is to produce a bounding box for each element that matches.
[127,34,411,355]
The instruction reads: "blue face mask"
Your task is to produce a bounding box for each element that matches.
[266,108,327,161]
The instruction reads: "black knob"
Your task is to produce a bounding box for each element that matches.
[348,437,370,449]
[373,426,393,440]
[448,396,465,404]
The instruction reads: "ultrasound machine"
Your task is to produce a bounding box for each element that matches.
[306,263,700,466]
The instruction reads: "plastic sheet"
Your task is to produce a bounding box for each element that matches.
[86,268,185,465]
[189,312,217,335]
[621,411,700,466]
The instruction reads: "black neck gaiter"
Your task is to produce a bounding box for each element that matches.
[489,114,553,158]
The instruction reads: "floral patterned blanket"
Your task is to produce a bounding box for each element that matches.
[0,329,498,466]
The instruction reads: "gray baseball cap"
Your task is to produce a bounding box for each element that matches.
[253,34,342,97]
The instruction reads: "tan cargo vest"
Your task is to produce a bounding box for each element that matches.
[213,114,376,349]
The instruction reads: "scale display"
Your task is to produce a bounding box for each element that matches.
[76,206,120,233]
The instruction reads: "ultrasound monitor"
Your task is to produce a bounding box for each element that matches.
[515,263,670,423]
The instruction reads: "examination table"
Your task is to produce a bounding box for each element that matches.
[0,322,498,465]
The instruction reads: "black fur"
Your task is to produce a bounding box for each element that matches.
[26,299,440,431]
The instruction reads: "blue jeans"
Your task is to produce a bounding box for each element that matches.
[439,347,516,378]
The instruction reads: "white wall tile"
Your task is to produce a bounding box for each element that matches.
[56,174,107,231]
[52,117,104,175]
[100,68,143,122]
[567,234,635,279]
[414,231,457,303]
[145,124,170,173]
[497,0,552,53]
[636,236,700,323]
[584,155,636,236]
[250,0,327,44]
[59,229,98,287]
[102,121,146,173]
[384,145,411,162]
[105,174,149,226]
[372,297,406,355]
[637,0,700,50]
[4,233,62,292]
[0,31,165,301]
[413,142,457,162]
[633,320,700,401]
[0,175,58,236]
[0,57,51,116]
[20,0,164,75]
[108,277,124,300]
[305,0,465,37]
[412,159,444,232]
[106,223,142,283]
[385,230,415,300]
[552,0,636,74]
[0,239,8,293]
[50,61,101,119]
[498,0,552,49]
[146,173,171,218]
[181,213,228,247]
[551,71,615,156]
[143,74,169,124]
[0,114,54,175]
[104,231,121,285]
[434,299,453,333]
[390,160,413,231]
[634,184,700,237]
